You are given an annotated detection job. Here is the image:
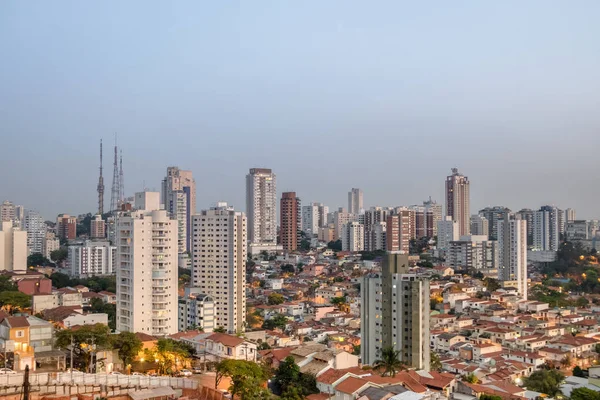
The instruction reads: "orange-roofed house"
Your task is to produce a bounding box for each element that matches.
[204,333,257,362]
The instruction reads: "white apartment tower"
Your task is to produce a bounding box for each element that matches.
[365,222,387,251]
[498,219,528,300]
[192,203,246,334]
[348,188,364,215]
[116,192,178,336]
[302,203,328,235]
[246,168,277,244]
[436,217,459,251]
[361,253,430,370]
[447,235,498,274]
[68,240,116,278]
[43,232,60,260]
[0,221,27,271]
[24,210,45,255]
[342,222,365,252]
[470,215,489,236]
[1,201,15,223]
[445,168,470,236]
[533,206,561,252]
[162,167,196,254]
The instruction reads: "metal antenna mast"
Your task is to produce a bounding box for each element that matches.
[119,150,125,206]
[110,135,120,214]
[97,139,104,215]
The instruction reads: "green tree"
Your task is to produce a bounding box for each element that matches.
[215,359,268,400]
[89,298,116,330]
[0,291,31,314]
[50,247,68,263]
[144,338,195,375]
[523,369,564,396]
[268,293,285,305]
[281,264,295,274]
[300,239,311,251]
[480,395,503,400]
[483,278,501,292]
[262,314,288,330]
[573,365,585,377]
[327,240,342,251]
[430,352,442,371]
[55,324,112,372]
[49,272,72,289]
[571,387,600,400]
[214,326,226,333]
[462,373,479,384]
[273,356,300,394]
[112,331,142,371]
[27,253,50,267]
[281,386,305,400]
[373,347,406,377]
[352,344,361,356]
[0,276,17,292]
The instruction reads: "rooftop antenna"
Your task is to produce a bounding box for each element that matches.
[119,150,125,205]
[97,139,104,215]
[110,133,120,214]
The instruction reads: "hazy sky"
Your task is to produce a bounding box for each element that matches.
[2,2,600,220]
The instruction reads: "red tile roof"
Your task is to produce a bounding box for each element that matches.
[206,333,245,347]
[335,377,369,394]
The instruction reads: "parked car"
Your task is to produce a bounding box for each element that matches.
[219,389,232,399]
[132,372,146,376]
[179,369,192,377]
[0,368,16,375]
[109,371,124,375]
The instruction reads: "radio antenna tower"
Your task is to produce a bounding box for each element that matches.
[97,139,104,215]
[119,150,125,206]
[110,135,120,214]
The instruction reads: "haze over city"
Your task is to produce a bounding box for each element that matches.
[2,1,600,218]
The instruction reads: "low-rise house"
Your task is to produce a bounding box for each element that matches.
[32,289,83,313]
[435,333,467,353]
[98,291,117,304]
[204,333,257,362]
[1,271,52,295]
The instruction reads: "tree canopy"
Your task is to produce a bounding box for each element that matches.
[523,369,564,396]
[0,291,31,314]
[55,324,112,372]
[571,387,600,400]
[373,347,406,377]
[273,356,318,397]
[216,359,269,400]
[262,314,288,330]
[268,293,285,305]
[27,253,52,267]
[112,331,143,369]
[144,338,195,375]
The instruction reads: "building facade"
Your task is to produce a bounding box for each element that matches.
[348,188,363,215]
[470,215,489,236]
[24,210,45,255]
[178,287,215,332]
[116,192,179,336]
[341,222,364,252]
[43,232,60,260]
[478,206,512,240]
[162,166,196,254]
[280,192,300,252]
[533,206,561,252]
[1,201,15,223]
[246,168,277,245]
[447,235,498,273]
[386,212,412,253]
[192,203,246,334]
[445,168,470,236]
[437,217,459,251]
[90,214,106,239]
[56,214,77,240]
[361,253,430,370]
[68,240,116,278]
[498,219,528,300]
[364,221,386,252]
[0,222,27,271]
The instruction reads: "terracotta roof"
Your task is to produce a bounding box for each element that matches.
[42,306,82,321]
[206,333,245,347]
[4,316,30,328]
[316,367,366,385]
[306,394,330,400]
[167,330,203,340]
[135,332,157,342]
[335,377,369,394]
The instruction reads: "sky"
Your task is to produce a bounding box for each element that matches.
[1,1,600,220]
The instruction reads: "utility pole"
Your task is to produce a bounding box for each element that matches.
[22,365,30,400]
[70,335,74,383]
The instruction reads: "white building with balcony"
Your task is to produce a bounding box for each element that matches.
[116,192,178,336]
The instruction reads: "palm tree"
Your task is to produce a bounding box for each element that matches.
[373,347,406,377]
[560,355,572,369]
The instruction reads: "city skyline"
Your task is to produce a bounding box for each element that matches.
[3,2,600,219]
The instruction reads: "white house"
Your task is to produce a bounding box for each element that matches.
[204,333,258,362]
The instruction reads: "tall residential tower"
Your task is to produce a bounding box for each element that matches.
[445,168,470,236]
[246,168,277,245]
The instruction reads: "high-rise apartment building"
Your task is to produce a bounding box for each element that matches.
[0,221,27,271]
[90,214,106,239]
[1,201,15,223]
[445,168,470,236]
[447,235,498,274]
[178,287,215,332]
[565,208,576,226]
[192,203,246,334]
[341,222,364,252]
[280,192,300,252]
[68,240,116,278]
[246,168,277,245]
[470,215,489,236]
[498,219,528,300]
[423,199,442,237]
[56,214,77,240]
[365,222,387,251]
[24,210,45,255]
[361,252,430,370]
[302,203,329,235]
[437,217,459,251]
[43,232,60,260]
[386,211,412,253]
[331,208,356,241]
[515,209,534,246]
[116,192,178,336]
[533,206,561,252]
[478,206,512,240]
[348,188,363,215]
[162,167,196,253]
